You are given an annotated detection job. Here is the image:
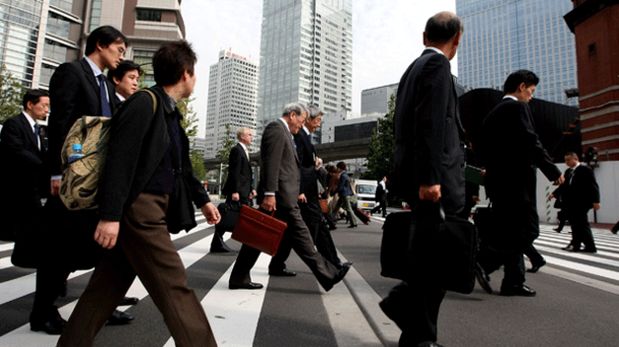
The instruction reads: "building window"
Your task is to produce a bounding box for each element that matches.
[136,9,162,22]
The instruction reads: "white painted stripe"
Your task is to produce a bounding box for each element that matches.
[534,241,619,267]
[0,224,221,347]
[536,235,619,253]
[0,243,14,252]
[164,253,272,347]
[323,254,386,347]
[541,265,619,296]
[535,253,619,282]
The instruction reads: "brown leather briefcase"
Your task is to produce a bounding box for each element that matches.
[231,205,287,256]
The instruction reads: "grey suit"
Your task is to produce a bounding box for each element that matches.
[229,119,341,290]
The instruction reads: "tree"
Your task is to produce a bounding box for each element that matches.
[177,97,206,180]
[365,93,395,180]
[216,124,236,163]
[0,65,24,124]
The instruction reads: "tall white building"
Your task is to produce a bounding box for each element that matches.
[257,0,352,142]
[205,49,258,159]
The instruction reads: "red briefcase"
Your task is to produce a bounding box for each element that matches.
[231,205,287,256]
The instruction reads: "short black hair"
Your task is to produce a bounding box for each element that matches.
[107,60,143,85]
[503,70,539,94]
[22,89,49,109]
[425,12,463,44]
[153,40,197,86]
[336,161,347,171]
[85,25,128,56]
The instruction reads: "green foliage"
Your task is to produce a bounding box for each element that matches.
[365,93,395,180]
[177,97,204,179]
[0,65,24,124]
[216,124,236,163]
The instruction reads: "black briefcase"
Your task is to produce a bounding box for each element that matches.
[380,208,478,294]
[217,201,241,231]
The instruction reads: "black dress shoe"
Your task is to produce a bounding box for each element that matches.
[500,284,536,297]
[582,248,597,253]
[269,269,297,277]
[474,263,493,294]
[107,309,134,325]
[347,225,358,228]
[417,342,444,347]
[379,297,405,329]
[527,260,547,273]
[210,244,234,253]
[562,244,580,251]
[119,296,139,306]
[553,227,562,233]
[30,319,64,335]
[329,262,351,290]
[229,282,264,290]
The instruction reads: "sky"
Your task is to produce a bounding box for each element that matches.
[181,0,457,137]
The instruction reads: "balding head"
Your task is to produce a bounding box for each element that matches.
[423,11,463,60]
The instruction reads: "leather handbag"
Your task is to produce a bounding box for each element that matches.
[380,206,478,294]
[231,205,287,256]
[217,201,241,231]
[319,199,329,214]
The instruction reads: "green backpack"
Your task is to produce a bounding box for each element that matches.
[59,90,157,210]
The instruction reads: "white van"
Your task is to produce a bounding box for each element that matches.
[354,179,377,210]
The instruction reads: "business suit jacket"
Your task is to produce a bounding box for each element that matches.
[48,58,119,176]
[295,128,322,223]
[553,165,599,212]
[0,113,47,266]
[480,98,561,247]
[258,119,300,209]
[99,86,210,221]
[393,49,465,214]
[45,58,119,270]
[222,143,253,200]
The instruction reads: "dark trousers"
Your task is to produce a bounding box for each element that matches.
[371,199,387,216]
[230,206,339,290]
[211,197,249,249]
[269,200,342,270]
[478,248,525,288]
[567,207,596,251]
[57,193,216,347]
[31,266,70,323]
[523,243,545,267]
[384,282,445,346]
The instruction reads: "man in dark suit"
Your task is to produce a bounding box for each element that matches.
[379,12,465,347]
[107,60,143,102]
[551,152,600,252]
[0,90,61,334]
[228,103,350,291]
[213,127,256,252]
[371,176,388,217]
[268,105,346,275]
[479,70,564,296]
[57,40,221,347]
[47,25,135,327]
[334,161,358,228]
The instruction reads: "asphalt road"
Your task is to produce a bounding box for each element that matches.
[1,211,618,346]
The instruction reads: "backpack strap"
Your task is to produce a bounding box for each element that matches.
[142,89,158,114]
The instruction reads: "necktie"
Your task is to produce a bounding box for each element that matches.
[566,168,574,185]
[97,74,112,117]
[33,123,41,150]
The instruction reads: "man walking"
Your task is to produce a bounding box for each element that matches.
[57,40,221,347]
[479,70,563,296]
[371,176,388,217]
[228,103,350,291]
[334,161,358,228]
[552,152,600,252]
[213,127,256,252]
[380,12,465,347]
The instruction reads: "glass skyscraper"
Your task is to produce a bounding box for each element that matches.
[257,0,353,141]
[456,0,577,105]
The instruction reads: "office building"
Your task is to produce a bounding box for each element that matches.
[205,49,258,159]
[257,0,352,142]
[456,0,578,105]
[361,83,398,115]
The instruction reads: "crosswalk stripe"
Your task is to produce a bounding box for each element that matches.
[164,253,272,347]
[0,223,218,346]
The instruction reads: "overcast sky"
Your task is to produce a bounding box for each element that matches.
[181,0,456,137]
